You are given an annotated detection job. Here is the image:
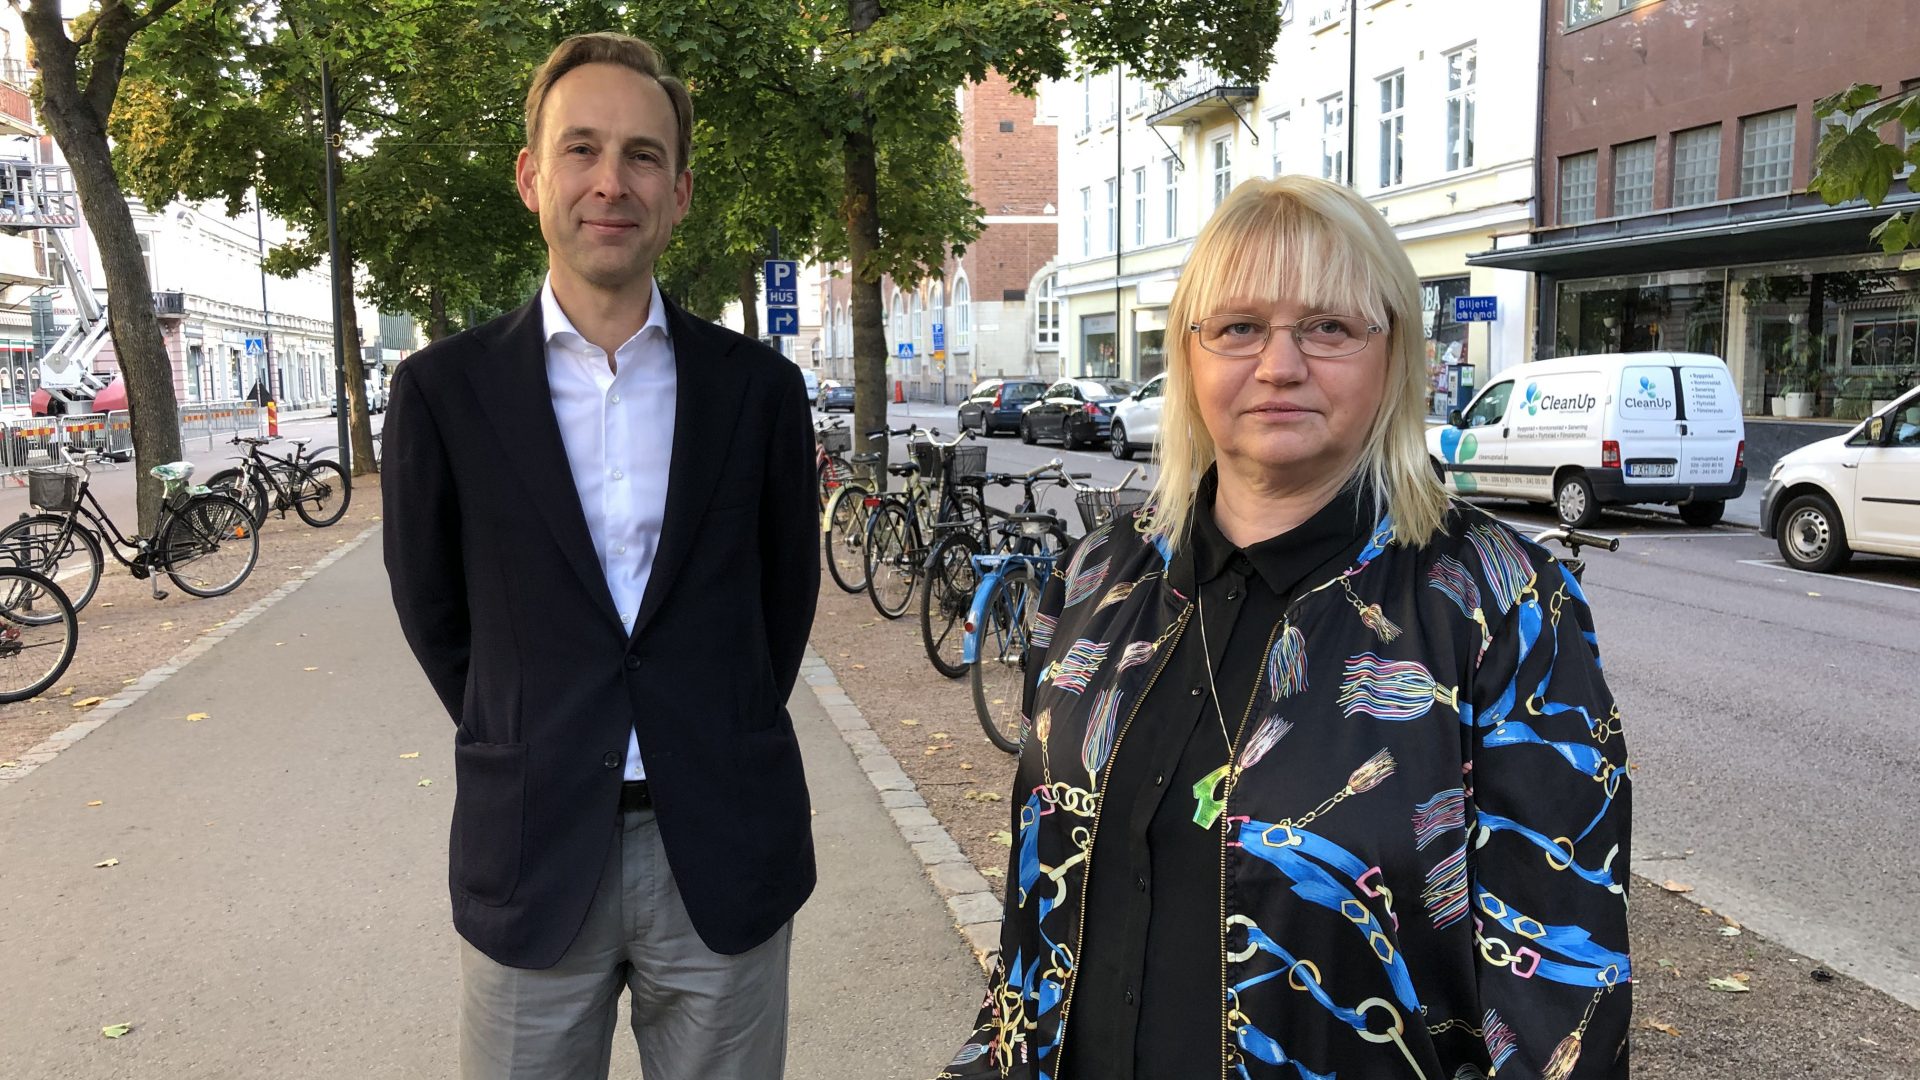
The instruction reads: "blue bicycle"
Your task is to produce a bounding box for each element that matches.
[966,467,1146,753]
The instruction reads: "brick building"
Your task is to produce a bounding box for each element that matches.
[818,72,1063,403]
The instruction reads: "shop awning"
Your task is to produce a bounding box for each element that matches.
[1467,193,1920,277]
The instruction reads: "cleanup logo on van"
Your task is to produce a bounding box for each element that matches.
[1621,375,1674,412]
[1523,382,1597,416]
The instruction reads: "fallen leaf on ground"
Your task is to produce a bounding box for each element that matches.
[399,752,420,759]
[417,778,434,787]
[899,718,920,727]
[964,790,1002,802]
[932,732,951,740]
[837,651,851,657]
[1656,958,1675,968]
[186,713,209,723]
[159,621,173,629]
[1659,880,1694,894]
[86,800,102,807]
[851,663,867,670]
[1706,977,1751,993]
[71,696,105,709]
[1810,968,1835,982]
[59,686,76,696]
[0,761,17,769]
[959,762,974,770]
[303,667,319,672]
[1807,592,1820,597]
[93,858,118,868]
[1643,1020,1681,1037]
[121,679,138,686]
[101,1023,131,1039]
[922,747,942,756]
[1718,926,1742,937]
[980,866,1005,878]
[1730,972,1750,983]
[275,642,285,646]
[100,602,113,608]
[992,830,1012,846]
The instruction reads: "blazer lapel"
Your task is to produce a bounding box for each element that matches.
[628,297,746,641]
[464,300,625,632]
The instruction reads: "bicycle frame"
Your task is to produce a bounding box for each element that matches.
[960,548,1058,665]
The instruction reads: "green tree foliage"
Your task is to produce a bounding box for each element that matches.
[1812,83,1920,252]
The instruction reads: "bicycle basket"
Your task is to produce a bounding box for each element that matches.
[27,468,79,512]
[910,440,942,479]
[819,428,852,455]
[1075,488,1148,533]
[946,445,987,486]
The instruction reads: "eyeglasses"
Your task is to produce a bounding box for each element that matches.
[1187,314,1385,358]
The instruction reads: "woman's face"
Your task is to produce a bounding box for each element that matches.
[1188,298,1390,489]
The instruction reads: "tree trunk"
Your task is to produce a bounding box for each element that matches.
[335,256,377,477]
[738,261,759,340]
[846,0,889,469]
[21,5,183,535]
[427,287,451,341]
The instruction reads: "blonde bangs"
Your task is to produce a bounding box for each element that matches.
[1143,175,1452,557]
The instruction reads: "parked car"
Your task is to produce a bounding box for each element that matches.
[1108,372,1167,460]
[1427,352,1746,527]
[1019,378,1137,450]
[1759,385,1920,572]
[957,378,1047,435]
[818,381,855,413]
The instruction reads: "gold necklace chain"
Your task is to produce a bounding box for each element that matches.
[1195,588,1233,756]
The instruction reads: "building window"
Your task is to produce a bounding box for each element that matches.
[929,280,945,350]
[1035,274,1061,349]
[890,291,907,352]
[1132,167,1146,246]
[1445,46,1477,172]
[953,275,972,350]
[137,232,157,285]
[1210,135,1233,209]
[1080,186,1092,257]
[1082,76,1093,135]
[1740,108,1796,197]
[1269,113,1289,176]
[910,290,925,350]
[1163,157,1179,240]
[1559,151,1598,223]
[1105,176,1121,251]
[1320,94,1346,182]
[1566,0,1605,27]
[1672,124,1722,206]
[1377,71,1405,189]
[1612,138,1656,215]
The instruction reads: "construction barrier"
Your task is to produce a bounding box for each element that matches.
[106,411,132,459]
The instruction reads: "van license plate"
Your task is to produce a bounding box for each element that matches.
[1627,462,1676,478]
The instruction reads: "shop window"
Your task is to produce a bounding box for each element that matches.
[1672,124,1721,207]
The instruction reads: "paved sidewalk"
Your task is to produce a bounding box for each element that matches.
[0,538,980,1078]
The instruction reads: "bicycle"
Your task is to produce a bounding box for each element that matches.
[918,459,1079,679]
[207,435,351,528]
[0,566,77,704]
[0,447,260,607]
[967,468,1149,753]
[862,426,986,621]
[814,417,854,514]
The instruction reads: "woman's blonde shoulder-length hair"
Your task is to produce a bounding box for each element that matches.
[1140,174,1453,554]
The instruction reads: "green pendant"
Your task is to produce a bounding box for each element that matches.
[1192,763,1232,829]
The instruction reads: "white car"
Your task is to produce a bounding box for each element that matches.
[1108,372,1167,460]
[1759,385,1920,572]
[799,367,820,402]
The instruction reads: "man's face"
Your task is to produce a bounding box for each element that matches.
[516,62,691,295]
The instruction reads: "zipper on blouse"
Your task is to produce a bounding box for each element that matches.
[1051,601,1194,1080]
[1219,617,1288,1080]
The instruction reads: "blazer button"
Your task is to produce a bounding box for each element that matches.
[625,654,642,670]
[603,751,621,769]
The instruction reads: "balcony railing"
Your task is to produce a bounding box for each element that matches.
[1146,66,1260,128]
[153,291,186,318]
[0,59,35,136]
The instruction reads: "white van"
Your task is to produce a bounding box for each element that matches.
[1427,352,1747,527]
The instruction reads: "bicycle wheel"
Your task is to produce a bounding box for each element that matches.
[864,500,919,620]
[823,483,873,594]
[159,493,259,598]
[0,567,77,703]
[206,467,268,527]
[919,533,982,679]
[290,459,351,527]
[971,562,1038,754]
[816,455,851,514]
[0,513,103,618]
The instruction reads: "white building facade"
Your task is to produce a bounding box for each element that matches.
[1055,0,1543,412]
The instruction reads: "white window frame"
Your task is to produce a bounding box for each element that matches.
[1740,107,1796,197]
[890,291,907,352]
[953,273,973,351]
[910,290,925,351]
[1035,273,1061,350]
[1612,138,1655,216]
[1445,46,1477,172]
[1671,124,1722,207]
[1163,156,1179,240]
[1320,94,1346,183]
[1105,176,1119,252]
[1132,166,1147,247]
[1378,71,1405,189]
[1269,112,1290,176]
[1210,134,1233,208]
[1080,186,1092,257]
[1559,151,1598,224]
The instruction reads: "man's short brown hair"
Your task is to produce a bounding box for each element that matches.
[524,33,694,172]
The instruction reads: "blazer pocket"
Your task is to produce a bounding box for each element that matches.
[452,736,528,907]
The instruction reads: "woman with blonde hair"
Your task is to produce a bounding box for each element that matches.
[943,175,1630,1080]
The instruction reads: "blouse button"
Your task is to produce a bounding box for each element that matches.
[1226,588,1242,601]
[1190,686,1202,697]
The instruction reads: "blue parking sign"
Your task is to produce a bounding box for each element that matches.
[1453,296,1498,322]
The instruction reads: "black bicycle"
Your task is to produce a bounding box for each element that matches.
[0,566,77,704]
[0,448,260,606]
[207,435,351,528]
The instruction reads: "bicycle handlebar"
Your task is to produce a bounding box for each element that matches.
[1532,526,1620,554]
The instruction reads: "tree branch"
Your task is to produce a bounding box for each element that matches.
[129,0,191,35]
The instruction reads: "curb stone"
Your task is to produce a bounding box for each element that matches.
[0,523,383,788]
[801,646,1001,973]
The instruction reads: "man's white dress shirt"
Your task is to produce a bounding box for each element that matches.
[540,275,676,782]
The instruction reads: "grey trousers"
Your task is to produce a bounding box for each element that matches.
[458,808,793,1080]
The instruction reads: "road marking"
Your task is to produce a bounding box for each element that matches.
[1736,558,1920,595]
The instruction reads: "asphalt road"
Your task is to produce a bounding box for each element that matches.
[864,400,1920,1009]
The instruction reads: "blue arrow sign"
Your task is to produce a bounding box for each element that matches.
[767,307,800,336]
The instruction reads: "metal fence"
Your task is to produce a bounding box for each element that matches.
[0,400,262,485]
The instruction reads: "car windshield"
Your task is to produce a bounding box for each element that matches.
[1075,379,1135,398]
[1003,383,1043,401]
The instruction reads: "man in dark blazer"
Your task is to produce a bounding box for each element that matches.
[382,32,817,1080]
